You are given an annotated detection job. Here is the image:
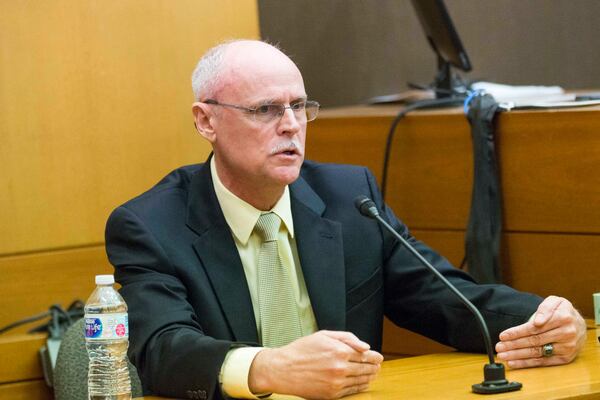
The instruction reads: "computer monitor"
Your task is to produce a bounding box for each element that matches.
[410,0,472,98]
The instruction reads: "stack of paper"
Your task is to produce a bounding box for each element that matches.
[470,82,577,109]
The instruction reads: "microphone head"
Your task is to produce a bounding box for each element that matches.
[354,195,380,218]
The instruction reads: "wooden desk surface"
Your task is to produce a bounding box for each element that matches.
[140,325,600,400]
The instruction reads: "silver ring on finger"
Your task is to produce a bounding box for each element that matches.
[542,343,554,357]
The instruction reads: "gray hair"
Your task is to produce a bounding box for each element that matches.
[191,41,232,101]
[191,39,285,101]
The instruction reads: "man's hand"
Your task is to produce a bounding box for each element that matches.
[495,295,586,368]
[249,330,383,399]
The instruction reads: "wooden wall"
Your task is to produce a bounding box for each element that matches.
[0,1,259,398]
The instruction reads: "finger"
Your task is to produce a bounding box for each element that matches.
[499,296,569,341]
[496,326,564,353]
[506,354,573,369]
[498,328,586,366]
[348,349,384,364]
[339,383,370,398]
[501,298,583,344]
[497,346,542,362]
[498,319,538,342]
[533,296,564,327]
[320,330,371,352]
[497,341,565,362]
[341,376,373,392]
[499,315,559,342]
[346,359,381,377]
[346,363,379,385]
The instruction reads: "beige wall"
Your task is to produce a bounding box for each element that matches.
[0,1,259,334]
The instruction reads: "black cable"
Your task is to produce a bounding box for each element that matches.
[0,300,84,336]
[380,97,466,200]
[29,300,85,335]
[0,311,51,335]
[48,305,70,338]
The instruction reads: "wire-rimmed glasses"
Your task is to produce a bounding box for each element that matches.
[201,99,320,123]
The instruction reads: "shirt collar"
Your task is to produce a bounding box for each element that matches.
[210,156,295,245]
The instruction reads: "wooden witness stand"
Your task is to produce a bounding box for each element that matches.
[140,323,600,400]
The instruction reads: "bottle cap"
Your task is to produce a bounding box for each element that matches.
[95,274,115,285]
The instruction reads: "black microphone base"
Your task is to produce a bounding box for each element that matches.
[472,363,522,394]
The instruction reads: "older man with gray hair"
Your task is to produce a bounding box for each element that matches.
[106,40,586,400]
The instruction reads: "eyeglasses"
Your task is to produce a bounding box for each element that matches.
[201,99,320,123]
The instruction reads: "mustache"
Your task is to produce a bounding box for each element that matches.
[270,140,303,155]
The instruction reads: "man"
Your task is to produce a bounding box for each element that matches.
[106,40,586,400]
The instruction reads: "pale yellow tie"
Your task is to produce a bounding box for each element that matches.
[255,212,303,347]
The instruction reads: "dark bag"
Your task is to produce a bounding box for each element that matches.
[464,93,503,283]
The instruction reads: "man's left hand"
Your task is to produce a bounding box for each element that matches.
[495,295,586,368]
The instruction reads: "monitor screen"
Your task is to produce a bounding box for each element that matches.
[410,0,472,72]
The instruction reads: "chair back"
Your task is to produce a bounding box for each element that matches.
[54,318,143,400]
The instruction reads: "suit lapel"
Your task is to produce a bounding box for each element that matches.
[290,177,346,331]
[186,162,258,343]
[185,162,347,339]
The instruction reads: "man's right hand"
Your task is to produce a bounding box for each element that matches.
[248,330,383,399]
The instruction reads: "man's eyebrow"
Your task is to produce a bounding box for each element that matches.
[253,96,308,106]
[249,98,276,107]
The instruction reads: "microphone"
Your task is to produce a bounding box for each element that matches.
[354,195,522,394]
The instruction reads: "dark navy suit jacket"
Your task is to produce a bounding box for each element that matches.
[105,160,542,399]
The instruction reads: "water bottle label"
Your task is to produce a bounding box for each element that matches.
[84,313,129,340]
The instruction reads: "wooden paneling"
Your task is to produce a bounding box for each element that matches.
[0,380,52,400]
[0,334,46,384]
[309,105,600,233]
[0,0,259,255]
[498,109,600,233]
[306,116,390,176]
[0,245,112,331]
[307,107,474,230]
[502,232,600,318]
[0,3,259,398]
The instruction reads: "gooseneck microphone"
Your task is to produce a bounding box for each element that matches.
[354,195,522,394]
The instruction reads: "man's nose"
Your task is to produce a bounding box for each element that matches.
[277,107,301,134]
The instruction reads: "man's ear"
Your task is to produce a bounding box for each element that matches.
[192,102,216,142]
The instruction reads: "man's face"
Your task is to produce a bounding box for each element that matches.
[206,44,308,198]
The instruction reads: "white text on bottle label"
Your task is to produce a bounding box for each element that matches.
[85,313,129,340]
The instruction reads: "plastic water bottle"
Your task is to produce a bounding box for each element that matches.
[84,274,132,400]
